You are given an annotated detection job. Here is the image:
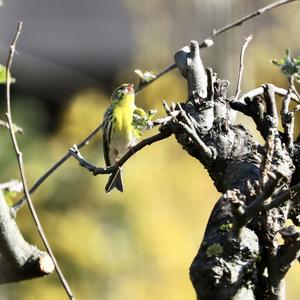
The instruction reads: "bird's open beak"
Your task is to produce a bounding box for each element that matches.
[127,84,134,94]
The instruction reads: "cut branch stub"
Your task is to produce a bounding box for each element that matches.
[174,40,208,99]
[0,190,54,283]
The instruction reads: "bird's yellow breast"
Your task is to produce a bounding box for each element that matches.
[112,93,135,136]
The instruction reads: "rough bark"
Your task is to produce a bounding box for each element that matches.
[166,40,300,300]
[0,189,54,283]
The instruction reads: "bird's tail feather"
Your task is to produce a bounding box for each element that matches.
[105,169,123,193]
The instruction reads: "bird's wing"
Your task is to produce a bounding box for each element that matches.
[103,106,114,166]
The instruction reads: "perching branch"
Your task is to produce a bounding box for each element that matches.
[4,22,75,300]
[69,130,172,176]
[13,113,172,213]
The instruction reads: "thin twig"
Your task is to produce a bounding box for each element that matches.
[13,123,102,212]
[260,129,276,187]
[291,80,300,102]
[69,130,172,175]
[202,0,297,46]
[136,0,298,94]
[260,84,278,186]
[234,176,281,230]
[0,119,23,133]
[135,64,176,94]
[5,22,75,300]
[281,81,294,152]
[265,181,300,210]
[234,35,253,99]
[235,86,300,104]
[176,104,214,159]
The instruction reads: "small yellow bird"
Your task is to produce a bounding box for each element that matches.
[102,83,138,193]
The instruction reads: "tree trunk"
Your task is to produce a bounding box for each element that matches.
[162,40,300,300]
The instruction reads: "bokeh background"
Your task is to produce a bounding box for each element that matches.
[0,0,299,299]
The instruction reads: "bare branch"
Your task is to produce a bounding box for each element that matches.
[0,190,54,283]
[174,41,208,99]
[136,0,298,94]
[291,81,300,102]
[135,63,176,94]
[235,86,300,105]
[259,84,278,185]
[232,176,281,231]
[12,123,102,213]
[265,182,300,210]
[0,119,23,133]
[69,130,172,176]
[4,22,75,300]
[203,0,297,46]
[260,129,276,187]
[13,111,171,213]
[281,83,294,153]
[234,35,253,100]
[176,104,214,159]
[263,84,279,127]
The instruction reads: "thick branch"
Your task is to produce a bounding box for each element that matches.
[0,190,54,283]
[174,41,207,99]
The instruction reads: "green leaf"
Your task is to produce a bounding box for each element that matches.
[294,56,300,65]
[272,49,300,78]
[134,69,156,84]
[4,191,17,206]
[132,107,157,137]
